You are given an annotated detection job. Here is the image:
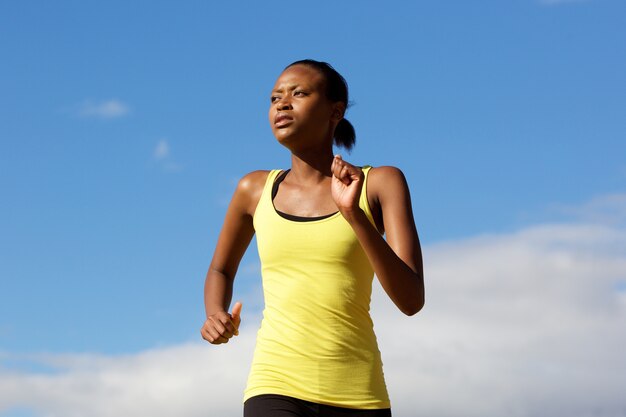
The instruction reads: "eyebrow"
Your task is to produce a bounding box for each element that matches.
[272,84,304,94]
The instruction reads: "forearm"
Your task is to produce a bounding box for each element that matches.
[204,268,234,317]
[343,209,424,316]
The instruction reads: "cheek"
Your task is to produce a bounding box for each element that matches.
[268,107,278,132]
[268,108,281,137]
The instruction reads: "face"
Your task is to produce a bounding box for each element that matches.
[269,65,343,150]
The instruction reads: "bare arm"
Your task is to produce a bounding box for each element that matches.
[200,170,268,344]
[331,157,424,316]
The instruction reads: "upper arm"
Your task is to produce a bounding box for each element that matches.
[368,166,422,275]
[209,170,269,280]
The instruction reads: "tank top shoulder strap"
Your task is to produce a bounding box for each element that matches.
[359,165,378,230]
[262,169,282,196]
[253,170,281,224]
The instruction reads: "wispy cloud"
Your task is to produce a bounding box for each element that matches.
[1,195,625,417]
[152,139,182,172]
[153,139,170,160]
[78,99,130,119]
[548,193,626,226]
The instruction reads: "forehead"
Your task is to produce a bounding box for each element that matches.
[272,65,325,90]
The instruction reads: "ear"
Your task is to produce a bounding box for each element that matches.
[331,102,346,122]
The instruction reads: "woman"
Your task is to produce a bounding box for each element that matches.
[201,59,424,417]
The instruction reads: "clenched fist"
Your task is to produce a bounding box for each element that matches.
[201,302,242,345]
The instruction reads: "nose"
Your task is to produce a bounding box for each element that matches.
[275,97,292,111]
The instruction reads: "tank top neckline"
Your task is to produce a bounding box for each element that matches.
[271,169,341,223]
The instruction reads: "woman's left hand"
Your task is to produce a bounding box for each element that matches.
[331,155,364,215]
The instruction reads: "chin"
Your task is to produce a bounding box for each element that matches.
[273,129,295,145]
[275,136,295,151]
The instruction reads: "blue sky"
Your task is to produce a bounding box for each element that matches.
[1,1,625,416]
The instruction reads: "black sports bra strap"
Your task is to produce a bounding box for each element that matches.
[271,169,338,222]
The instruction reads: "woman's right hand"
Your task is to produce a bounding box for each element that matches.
[200,302,242,345]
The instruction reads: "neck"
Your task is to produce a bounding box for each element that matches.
[288,147,335,184]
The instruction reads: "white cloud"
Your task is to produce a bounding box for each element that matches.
[372,221,626,417]
[152,139,183,172]
[78,99,130,119]
[549,193,626,226]
[153,139,170,160]
[1,195,625,417]
[0,342,255,417]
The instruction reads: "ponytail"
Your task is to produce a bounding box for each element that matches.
[334,118,356,151]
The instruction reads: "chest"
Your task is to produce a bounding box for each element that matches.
[272,178,338,218]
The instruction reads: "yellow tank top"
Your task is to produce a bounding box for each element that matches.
[244,166,390,409]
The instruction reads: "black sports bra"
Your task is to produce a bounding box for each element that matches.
[271,170,338,222]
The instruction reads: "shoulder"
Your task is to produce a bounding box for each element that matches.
[236,170,271,194]
[368,165,407,181]
[367,165,409,197]
[231,170,272,215]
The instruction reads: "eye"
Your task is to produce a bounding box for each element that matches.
[294,90,307,97]
[270,95,281,103]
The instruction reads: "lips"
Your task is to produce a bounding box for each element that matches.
[274,113,293,127]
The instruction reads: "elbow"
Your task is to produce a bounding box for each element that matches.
[401,296,425,316]
[402,303,423,317]
[400,269,425,316]
[391,270,425,316]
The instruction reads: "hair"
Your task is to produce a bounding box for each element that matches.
[285,59,356,151]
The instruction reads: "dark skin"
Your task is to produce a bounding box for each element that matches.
[201,64,424,345]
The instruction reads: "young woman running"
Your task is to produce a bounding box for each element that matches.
[201,59,424,417]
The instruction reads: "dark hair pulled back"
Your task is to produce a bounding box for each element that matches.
[286,59,356,150]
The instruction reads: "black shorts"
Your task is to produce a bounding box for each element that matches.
[244,394,392,417]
